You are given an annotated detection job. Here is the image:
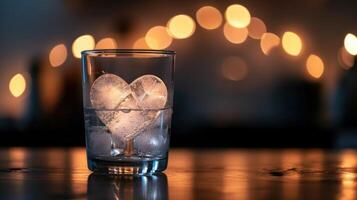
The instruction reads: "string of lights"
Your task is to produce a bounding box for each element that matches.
[8,3,356,99]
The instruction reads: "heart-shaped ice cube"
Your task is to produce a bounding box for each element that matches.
[90,74,168,139]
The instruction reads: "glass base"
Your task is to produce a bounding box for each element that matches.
[87,156,168,175]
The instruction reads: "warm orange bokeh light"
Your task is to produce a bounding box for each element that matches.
[223,22,248,44]
[72,34,95,58]
[225,4,251,28]
[9,73,26,98]
[133,37,149,49]
[260,32,280,55]
[221,56,248,81]
[339,151,357,199]
[49,44,67,67]
[247,17,267,39]
[282,31,302,56]
[196,6,223,30]
[167,14,196,39]
[9,148,27,168]
[344,33,357,56]
[338,47,355,70]
[306,54,324,79]
[95,37,118,49]
[145,26,172,49]
[69,148,88,194]
[168,150,194,200]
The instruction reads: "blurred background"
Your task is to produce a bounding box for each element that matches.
[0,0,356,148]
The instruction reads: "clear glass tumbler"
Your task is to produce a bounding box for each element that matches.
[81,49,175,174]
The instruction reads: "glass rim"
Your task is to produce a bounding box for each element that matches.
[81,49,176,56]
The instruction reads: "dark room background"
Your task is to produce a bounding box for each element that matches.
[0,0,357,148]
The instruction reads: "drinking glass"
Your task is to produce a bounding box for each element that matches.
[81,49,175,174]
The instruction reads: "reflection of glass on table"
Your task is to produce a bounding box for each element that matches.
[87,173,168,200]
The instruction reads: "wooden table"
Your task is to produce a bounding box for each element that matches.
[0,148,356,200]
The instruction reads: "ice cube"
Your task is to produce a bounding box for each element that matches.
[134,110,171,156]
[105,93,155,139]
[153,109,172,128]
[90,74,168,139]
[131,75,168,109]
[110,134,125,156]
[90,74,131,110]
[134,126,169,157]
[90,74,138,139]
[87,126,112,156]
[108,107,146,139]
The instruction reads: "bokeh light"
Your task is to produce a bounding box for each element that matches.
[145,26,172,49]
[340,151,357,193]
[221,56,248,81]
[247,17,267,39]
[282,31,302,56]
[260,32,280,55]
[72,34,95,58]
[223,22,248,44]
[95,37,118,49]
[344,33,357,56]
[133,37,149,49]
[338,47,355,70]
[167,15,196,39]
[196,6,223,30]
[9,73,26,98]
[49,44,67,67]
[306,54,324,79]
[225,4,251,28]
